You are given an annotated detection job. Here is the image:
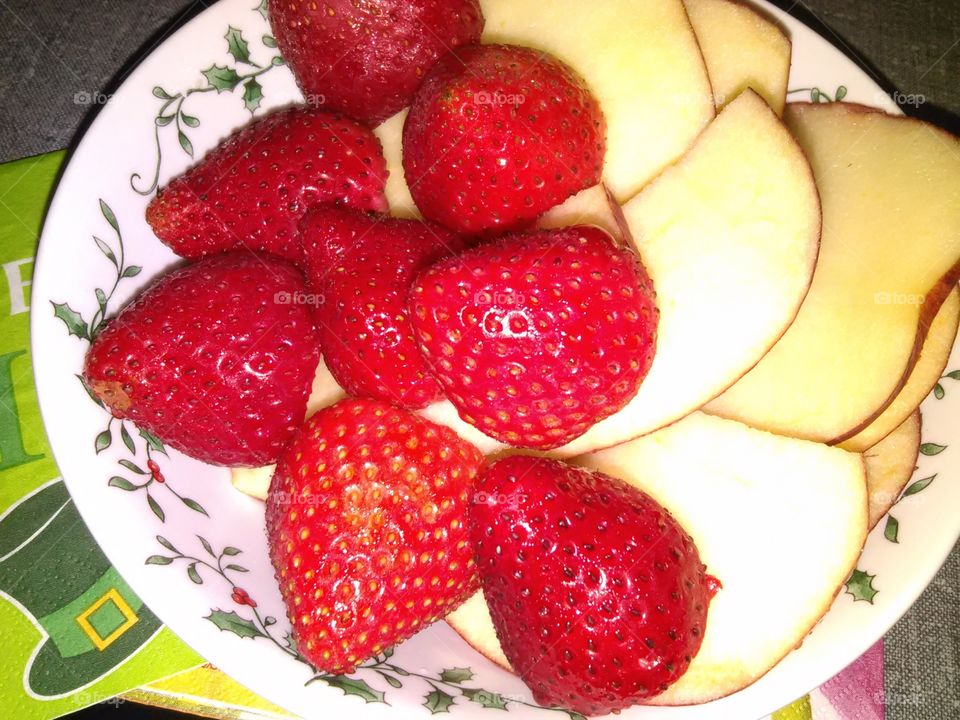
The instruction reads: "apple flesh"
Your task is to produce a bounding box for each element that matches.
[373,109,419,219]
[537,184,624,241]
[684,0,791,114]
[841,288,959,452]
[863,410,921,529]
[706,103,960,443]
[478,0,714,202]
[446,412,868,704]
[541,91,819,456]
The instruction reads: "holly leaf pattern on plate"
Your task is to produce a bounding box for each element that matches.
[439,667,474,684]
[424,688,456,714]
[462,688,508,710]
[320,676,387,704]
[203,65,243,93]
[845,569,879,603]
[205,609,266,639]
[225,26,252,64]
[52,302,89,340]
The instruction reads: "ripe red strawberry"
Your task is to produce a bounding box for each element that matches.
[300,205,466,408]
[266,398,484,673]
[403,44,605,236]
[146,106,388,262]
[409,226,658,449]
[471,455,717,715]
[83,253,320,467]
[267,0,484,126]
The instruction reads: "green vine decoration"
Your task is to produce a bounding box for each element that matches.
[787,85,848,103]
[53,198,207,522]
[878,436,947,544]
[130,12,284,196]
[882,474,937,544]
[51,199,141,342]
[933,369,960,399]
[309,652,586,719]
[145,535,296,655]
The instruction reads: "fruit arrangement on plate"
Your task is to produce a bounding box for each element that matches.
[76,0,960,715]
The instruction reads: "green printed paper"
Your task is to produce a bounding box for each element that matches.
[0,151,202,720]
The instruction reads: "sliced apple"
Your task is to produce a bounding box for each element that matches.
[447,412,868,705]
[841,288,959,451]
[706,103,960,443]
[537,184,623,240]
[303,356,348,414]
[447,592,511,671]
[230,465,273,501]
[863,410,921,529]
[534,91,819,456]
[373,109,419,219]
[684,0,791,114]
[477,0,713,202]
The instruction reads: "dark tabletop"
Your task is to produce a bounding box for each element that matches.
[0,1,957,719]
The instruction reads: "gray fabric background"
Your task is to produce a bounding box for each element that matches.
[0,0,957,718]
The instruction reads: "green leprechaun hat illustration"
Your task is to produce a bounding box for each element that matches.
[0,479,162,697]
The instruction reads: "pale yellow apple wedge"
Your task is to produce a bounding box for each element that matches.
[841,288,959,451]
[447,412,868,705]
[447,593,511,671]
[538,91,820,457]
[684,0,791,114]
[537,184,623,240]
[230,465,273,500]
[373,109,419,219]
[478,0,715,202]
[863,410,921,529]
[706,103,960,443]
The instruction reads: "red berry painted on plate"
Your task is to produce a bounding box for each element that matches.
[83,253,320,467]
[147,459,165,484]
[471,455,717,715]
[267,0,484,125]
[403,44,605,235]
[146,106,388,262]
[266,398,484,673]
[231,587,257,608]
[409,226,658,450]
[300,205,467,408]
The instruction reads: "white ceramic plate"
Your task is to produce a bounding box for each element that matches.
[31,1,960,718]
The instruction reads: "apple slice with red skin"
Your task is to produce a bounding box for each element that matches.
[707,102,960,444]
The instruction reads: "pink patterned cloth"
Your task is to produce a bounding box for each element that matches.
[818,641,885,719]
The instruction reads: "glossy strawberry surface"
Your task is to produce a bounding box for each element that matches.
[409,226,658,449]
[300,205,466,408]
[471,455,717,715]
[147,106,388,262]
[403,44,605,235]
[268,0,484,125]
[83,253,320,467]
[266,398,484,673]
